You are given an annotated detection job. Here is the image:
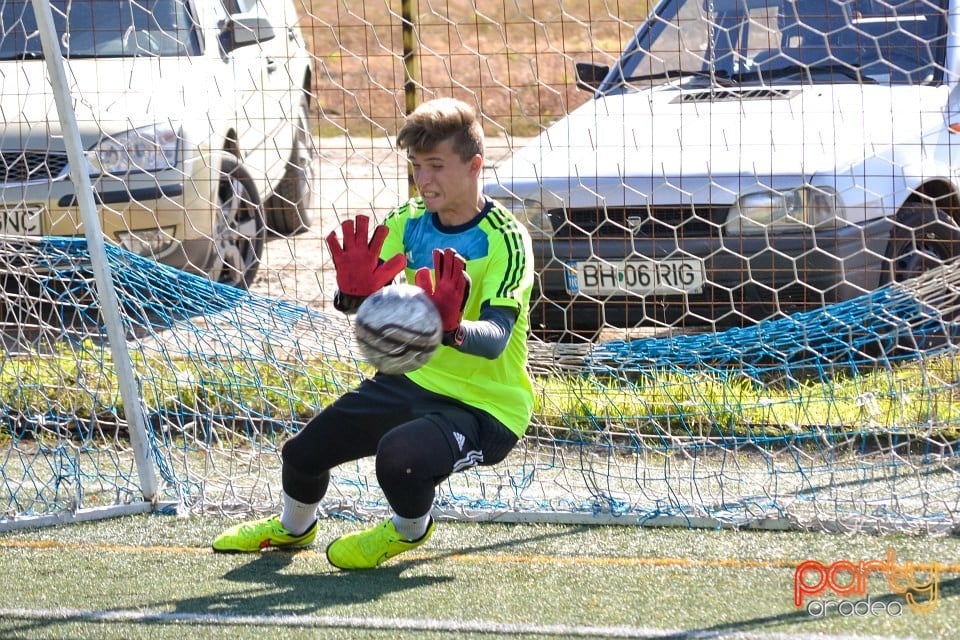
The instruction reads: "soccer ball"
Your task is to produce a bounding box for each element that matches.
[354,283,443,374]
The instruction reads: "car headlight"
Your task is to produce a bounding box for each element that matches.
[115,226,177,257]
[513,198,556,239]
[87,124,179,176]
[725,186,844,235]
[491,195,557,239]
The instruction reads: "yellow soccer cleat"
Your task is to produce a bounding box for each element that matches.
[325,518,435,570]
[212,515,317,553]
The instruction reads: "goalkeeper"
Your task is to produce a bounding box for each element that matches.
[212,97,535,570]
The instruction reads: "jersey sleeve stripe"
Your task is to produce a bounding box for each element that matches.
[486,206,527,299]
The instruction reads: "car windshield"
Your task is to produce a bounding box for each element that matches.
[613,0,946,88]
[0,0,201,59]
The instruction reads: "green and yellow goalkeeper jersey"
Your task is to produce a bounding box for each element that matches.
[380,197,534,437]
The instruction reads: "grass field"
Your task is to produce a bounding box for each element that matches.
[1,515,958,639]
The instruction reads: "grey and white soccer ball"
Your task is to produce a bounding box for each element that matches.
[354,283,443,374]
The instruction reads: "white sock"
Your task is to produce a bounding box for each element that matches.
[279,492,319,536]
[391,512,432,541]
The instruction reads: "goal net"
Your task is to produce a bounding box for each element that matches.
[1,0,958,535]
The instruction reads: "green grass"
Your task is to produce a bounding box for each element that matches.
[0,515,958,639]
[4,341,960,442]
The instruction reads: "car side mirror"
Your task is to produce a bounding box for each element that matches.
[575,62,609,92]
[220,14,276,53]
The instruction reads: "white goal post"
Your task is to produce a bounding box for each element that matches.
[18,0,157,524]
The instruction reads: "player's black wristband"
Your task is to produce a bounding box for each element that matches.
[333,290,366,314]
[442,325,466,347]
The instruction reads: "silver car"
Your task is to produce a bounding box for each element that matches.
[487,0,957,342]
[0,0,314,288]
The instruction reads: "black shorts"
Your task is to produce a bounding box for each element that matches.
[283,373,520,478]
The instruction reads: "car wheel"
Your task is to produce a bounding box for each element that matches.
[213,157,266,289]
[884,202,960,284]
[265,93,315,236]
[882,201,960,351]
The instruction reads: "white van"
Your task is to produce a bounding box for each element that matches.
[485,0,959,341]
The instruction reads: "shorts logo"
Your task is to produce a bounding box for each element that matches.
[452,450,483,472]
[452,431,466,451]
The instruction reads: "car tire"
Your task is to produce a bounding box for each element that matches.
[884,202,960,285]
[881,201,960,352]
[213,157,266,289]
[265,93,315,236]
[881,202,960,284]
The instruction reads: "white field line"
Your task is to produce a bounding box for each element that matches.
[0,607,920,640]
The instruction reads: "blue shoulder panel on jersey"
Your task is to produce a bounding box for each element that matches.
[403,212,490,270]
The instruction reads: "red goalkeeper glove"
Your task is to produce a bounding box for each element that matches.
[326,215,406,311]
[415,248,471,346]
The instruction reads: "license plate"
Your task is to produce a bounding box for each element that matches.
[567,257,706,295]
[0,205,43,236]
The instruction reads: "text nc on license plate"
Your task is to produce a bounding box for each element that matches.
[1,206,43,236]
